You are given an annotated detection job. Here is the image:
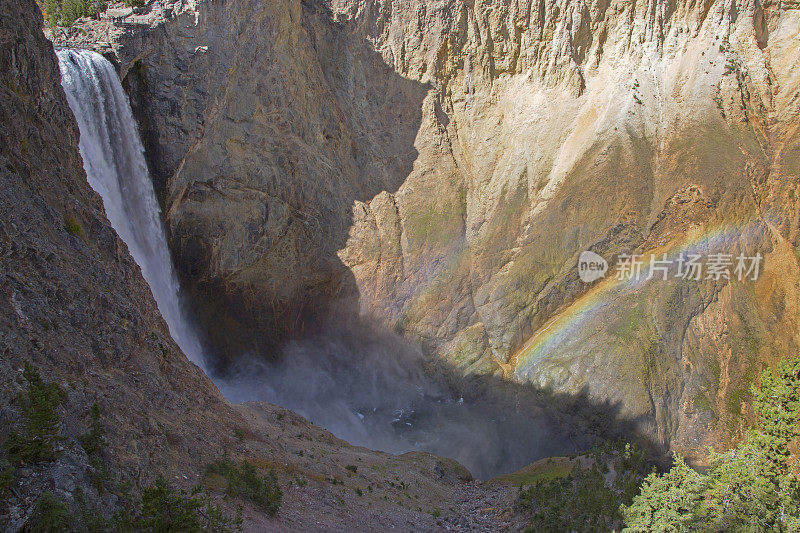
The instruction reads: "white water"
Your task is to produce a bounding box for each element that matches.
[57,49,207,370]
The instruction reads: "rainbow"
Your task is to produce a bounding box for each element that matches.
[510,213,775,378]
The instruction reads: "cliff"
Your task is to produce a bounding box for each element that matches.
[57,0,800,458]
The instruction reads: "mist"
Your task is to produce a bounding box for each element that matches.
[214,318,596,480]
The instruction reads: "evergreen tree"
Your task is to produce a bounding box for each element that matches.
[28,492,72,533]
[622,356,800,532]
[137,478,242,532]
[3,362,65,464]
[39,0,107,28]
[517,441,650,531]
[753,357,800,464]
[701,439,798,531]
[621,455,705,532]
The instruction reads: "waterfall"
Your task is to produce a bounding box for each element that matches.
[57,49,207,370]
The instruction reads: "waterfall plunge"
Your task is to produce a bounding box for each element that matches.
[57,49,207,370]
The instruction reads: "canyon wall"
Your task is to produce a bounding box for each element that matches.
[0,0,248,510]
[59,0,800,456]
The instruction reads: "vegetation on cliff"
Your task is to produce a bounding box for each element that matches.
[516,441,651,531]
[622,357,800,531]
[37,0,143,27]
[21,480,244,532]
[119,479,244,532]
[77,402,112,493]
[3,362,65,464]
[515,357,800,531]
[38,0,106,27]
[205,457,282,517]
[0,365,250,531]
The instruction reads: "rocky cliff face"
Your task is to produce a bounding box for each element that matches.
[59,0,800,457]
[1,0,236,475]
[0,0,245,517]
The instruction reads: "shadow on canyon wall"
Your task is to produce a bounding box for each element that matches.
[126,0,432,365]
[123,0,666,478]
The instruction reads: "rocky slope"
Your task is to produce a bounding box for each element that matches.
[57,0,800,459]
[1,1,522,530]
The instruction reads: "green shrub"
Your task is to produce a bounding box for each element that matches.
[519,465,621,531]
[205,458,282,516]
[28,492,72,533]
[137,477,242,532]
[78,403,111,492]
[345,465,358,474]
[65,216,84,238]
[3,362,65,464]
[517,441,649,532]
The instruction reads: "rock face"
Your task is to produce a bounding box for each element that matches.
[59,0,800,456]
[0,0,245,515]
[1,0,226,469]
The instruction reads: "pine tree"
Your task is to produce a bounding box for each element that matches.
[60,0,87,26]
[42,0,61,28]
[622,356,800,532]
[621,455,705,532]
[38,0,107,27]
[3,362,65,463]
[702,439,792,531]
[28,492,72,532]
[753,357,800,465]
